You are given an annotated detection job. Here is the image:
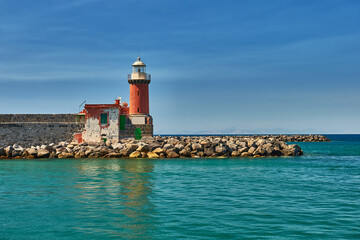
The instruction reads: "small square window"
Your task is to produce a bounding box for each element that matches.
[100,113,108,124]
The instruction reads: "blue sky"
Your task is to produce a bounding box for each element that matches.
[0,0,359,134]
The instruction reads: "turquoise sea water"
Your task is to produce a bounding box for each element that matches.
[1,135,360,239]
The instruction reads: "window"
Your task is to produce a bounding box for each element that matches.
[138,91,139,96]
[138,108,140,112]
[100,113,108,124]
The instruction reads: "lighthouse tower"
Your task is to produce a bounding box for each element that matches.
[129,57,151,114]
[127,57,153,136]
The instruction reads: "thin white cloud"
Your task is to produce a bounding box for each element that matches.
[55,0,103,10]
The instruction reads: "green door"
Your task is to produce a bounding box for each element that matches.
[135,128,142,140]
[119,115,126,130]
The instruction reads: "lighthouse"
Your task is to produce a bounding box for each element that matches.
[127,57,153,136]
[128,57,151,115]
[78,56,154,143]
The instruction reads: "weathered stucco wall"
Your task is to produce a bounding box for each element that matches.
[0,114,84,147]
[83,108,120,143]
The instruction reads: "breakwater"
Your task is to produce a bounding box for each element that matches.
[0,135,325,159]
[263,134,330,142]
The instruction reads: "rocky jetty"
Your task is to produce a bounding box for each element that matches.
[0,135,307,159]
[263,134,330,142]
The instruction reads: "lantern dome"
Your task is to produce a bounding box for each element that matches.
[132,57,146,67]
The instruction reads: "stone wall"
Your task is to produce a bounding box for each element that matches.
[0,114,84,147]
[119,124,153,138]
[0,114,79,123]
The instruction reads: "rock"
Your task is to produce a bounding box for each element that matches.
[248,147,256,155]
[84,149,93,156]
[256,139,267,146]
[253,146,266,156]
[88,152,101,158]
[66,144,74,149]
[153,148,164,154]
[287,144,303,156]
[75,151,86,158]
[111,142,124,150]
[11,150,23,158]
[162,143,173,150]
[137,145,149,153]
[58,152,74,158]
[236,141,247,148]
[105,152,122,158]
[174,144,184,152]
[105,140,112,148]
[238,147,249,154]
[192,143,202,151]
[5,146,14,156]
[13,144,24,152]
[37,149,50,158]
[120,144,138,156]
[129,151,141,158]
[147,152,159,158]
[215,145,227,155]
[241,152,251,157]
[0,148,5,156]
[166,150,180,158]
[179,148,191,157]
[231,150,240,156]
[204,147,214,156]
[228,143,238,152]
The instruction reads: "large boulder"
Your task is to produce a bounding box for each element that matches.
[120,144,138,156]
[147,152,159,158]
[162,143,173,150]
[5,146,14,157]
[75,150,86,158]
[11,150,23,158]
[153,148,164,154]
[236,141,247,148]
[37,149,50,158]
[192,143,202,151]
[215,145,227,155]
[111,142,124,150]
[174,144,184,152]
[179,148,191,157]
[129,151,141,158]
[166,150,180,158]
[137,144,149,153]
[204,147,214,156]
[248,147,256,155]
[238,147,249,155]
[287,144,303,156]
[0,148,5,157]
[228,143,238,152]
